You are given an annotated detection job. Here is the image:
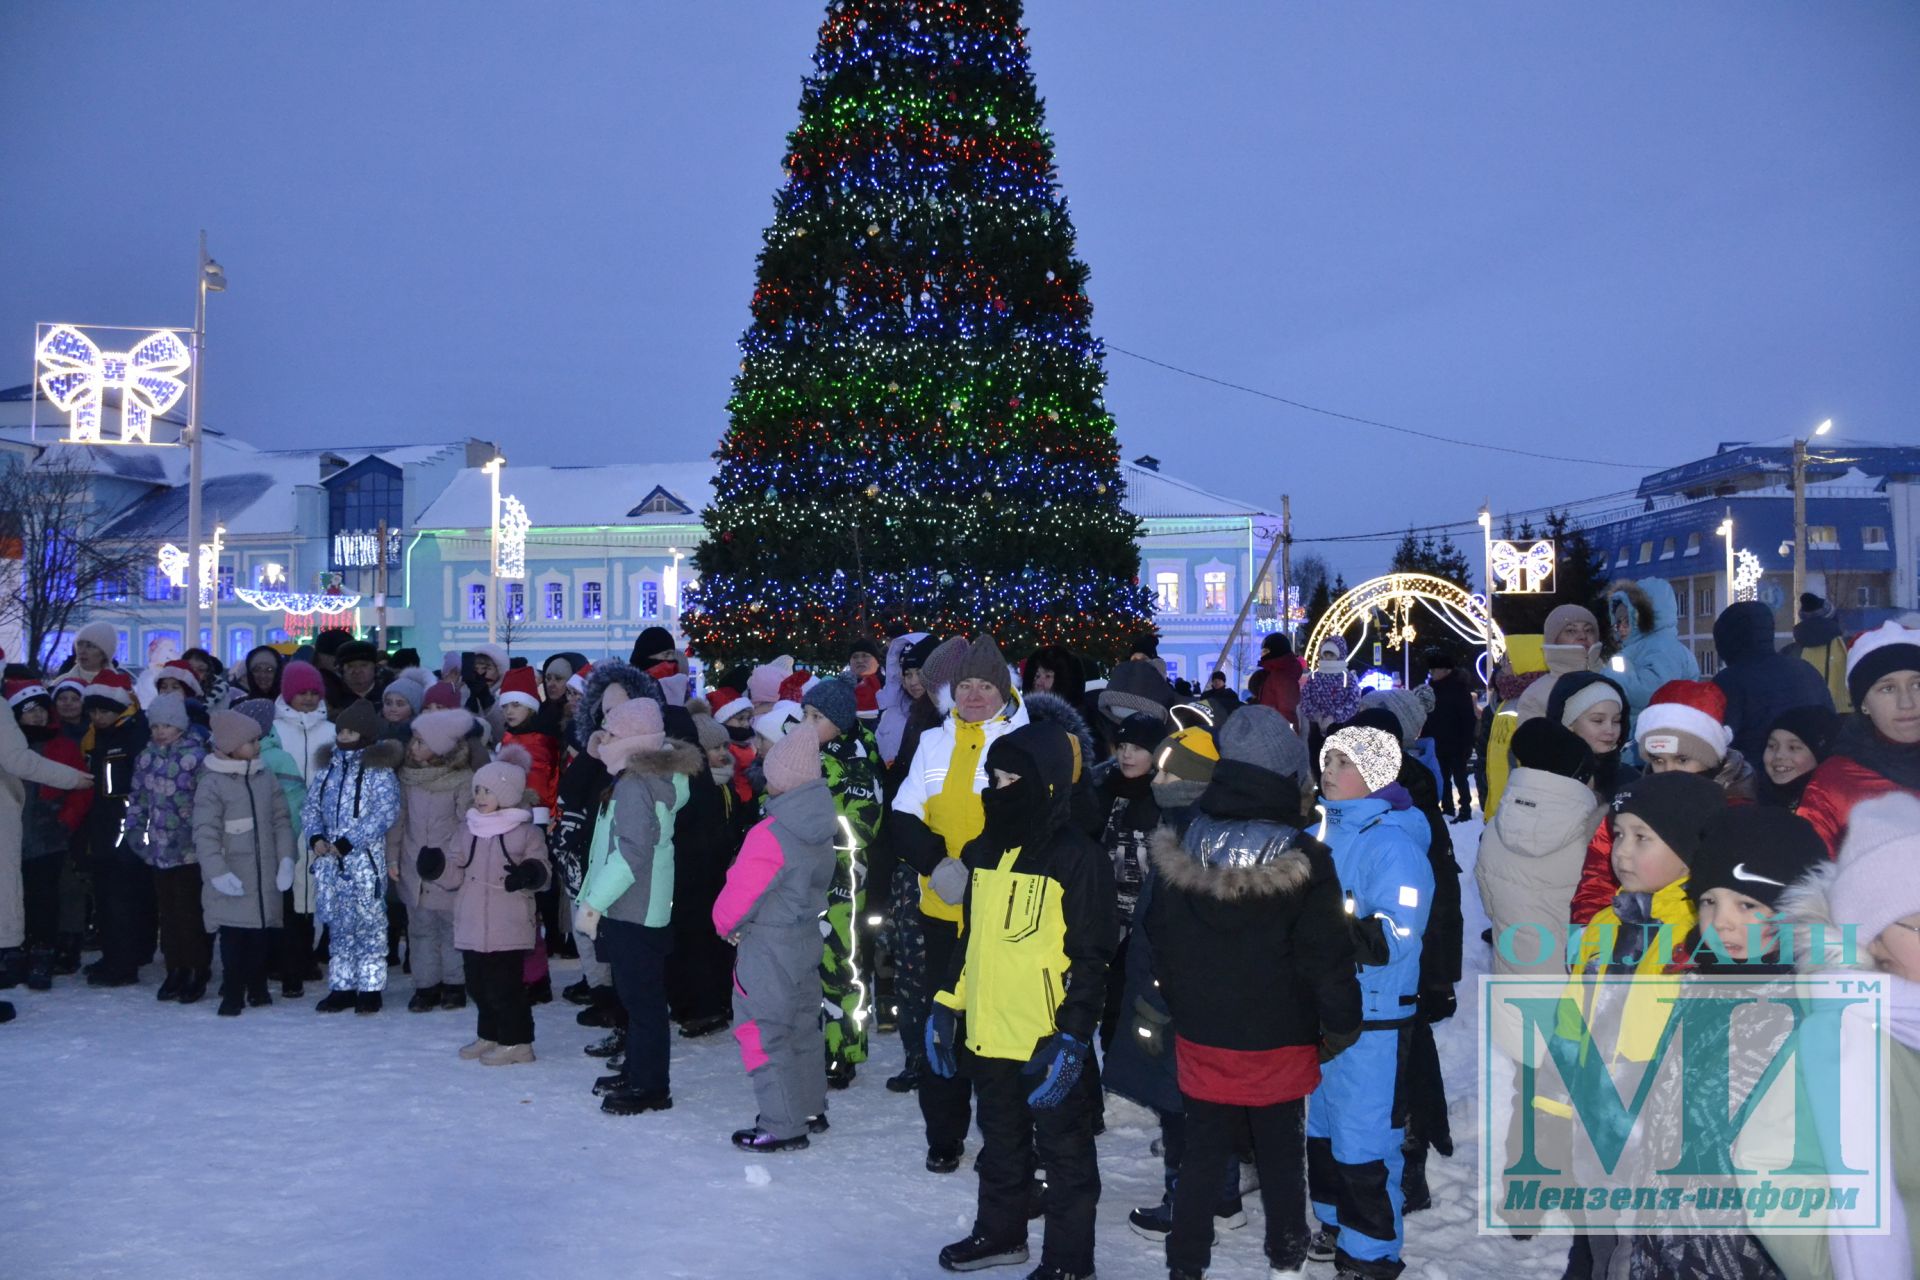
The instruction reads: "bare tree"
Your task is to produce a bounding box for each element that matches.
[0,455,152,672]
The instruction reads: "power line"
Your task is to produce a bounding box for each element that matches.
[1108,345,1649,470]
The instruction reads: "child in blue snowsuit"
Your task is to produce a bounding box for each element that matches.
[1308,726,1432,1280]
[302,703,402,1013]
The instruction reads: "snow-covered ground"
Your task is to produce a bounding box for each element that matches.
[1,815,1569,1279]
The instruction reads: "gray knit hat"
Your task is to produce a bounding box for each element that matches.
[954,633,1013,702]
[803,675,858,734]
[1218,705,1309,786]
[145,691,190,731]
[919,635,971,697]
[1358,687,1429,747]
[1098,659,1175,725]
[691,712,728,753]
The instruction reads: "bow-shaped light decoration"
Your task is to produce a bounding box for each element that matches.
[37,325,192,444]
[1489,538,1556,594]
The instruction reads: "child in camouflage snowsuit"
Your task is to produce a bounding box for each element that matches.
[801,679,882,1083]
[302,703,402,1012]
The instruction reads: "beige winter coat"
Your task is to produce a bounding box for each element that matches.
[0,710,92,948]
[193,753,297,931]
[385,743,486,912]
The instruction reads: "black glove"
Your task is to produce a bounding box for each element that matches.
[416,846,446,881]
[1419,986,1457,1024]
[1351,915,1393,967]
[502,859,544,893]
[1319,1022,1362,1063]
[332,837,354,857]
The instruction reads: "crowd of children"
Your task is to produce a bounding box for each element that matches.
[0,593,1915,1280]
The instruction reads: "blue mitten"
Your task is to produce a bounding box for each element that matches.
[925,1004,960,1078]
[1022,1033,1088,1109]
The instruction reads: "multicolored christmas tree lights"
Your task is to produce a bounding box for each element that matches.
[685,0,1150,664]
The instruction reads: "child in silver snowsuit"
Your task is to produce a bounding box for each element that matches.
[303,702,402,1012]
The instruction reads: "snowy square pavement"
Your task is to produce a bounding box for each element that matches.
[2,816,1568,1278]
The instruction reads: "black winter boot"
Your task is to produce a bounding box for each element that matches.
[408,986,439,1013]
[315,989,357,1013]
[0,948,26,989]
[1401,1137,1432,1213]
[355,991,383,1014]
[179,969,210,1004]
[440,984,468,1010]
[27,948,54,991]
[156,968,188,1001]
[935,1231,1027,1272]
[52,936,81,976]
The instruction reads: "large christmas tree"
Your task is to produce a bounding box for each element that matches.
[685,0,1150,666]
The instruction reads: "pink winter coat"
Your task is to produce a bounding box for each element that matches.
[449,808,550,953]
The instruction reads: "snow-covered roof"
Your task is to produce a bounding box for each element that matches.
[1118,460,1270,519]
[414,457,1271,530]
[414,463,717,530]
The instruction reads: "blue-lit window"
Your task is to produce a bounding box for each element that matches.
[467,584,487,621]
[505,582,525,620]
[581,581,603,621]
[227,627,255,665]
[638,581,660,618]
[145,567,180,601]
[542,581,564,620]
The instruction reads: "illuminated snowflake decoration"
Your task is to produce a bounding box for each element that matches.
[37,325,191,444]
[1732,549,1764,603]
[497,495,531,579]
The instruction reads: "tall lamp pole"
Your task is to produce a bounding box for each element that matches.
[183,232,226,651]
[1477,503,1496,685]
[483,455,505,645]
[1791,418,1832,608]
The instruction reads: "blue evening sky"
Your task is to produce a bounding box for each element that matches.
[4,2,1916,578]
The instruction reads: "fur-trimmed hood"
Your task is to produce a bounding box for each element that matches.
[1021,690,1095,780]
[1146,819,1315,903]
[1777,859,1877,975]
[395,753,481,792]
[570,660,664,747]
[312,738,404,773]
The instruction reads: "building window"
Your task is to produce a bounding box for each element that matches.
[1201,570,1228,612]
[1659,537,1676,560]
[216,565,235,600]
[1154,571,1180,612]
[1684,532,1702,557]
[327,460,404,569]
[144,629,180,659]
[1857,584,1886,608]
[1695,584,1716,619]
[681,580,696,611]
[505,582,525,620]
[1637,540,1654,564]
[638,581,660,618]
[144,566,181,602]
[266,627,289,644]
[1615,547,1630,566]
[1164,656,1183,681]
[1862,525,1889,549]
[466,584,487,622]
[227,627,255,665]
[581,580,603,621]
[1256,573,1274,606]
[1807,525,1839,549]
[542,581,564,620]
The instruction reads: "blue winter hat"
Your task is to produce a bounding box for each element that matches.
[804,675,858,734]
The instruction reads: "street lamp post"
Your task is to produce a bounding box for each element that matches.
[1477,502,1496,685]
[1791,418,1832,608]
[183,232,226,650]
[1717,512,1736,615]
[483,455,505,644]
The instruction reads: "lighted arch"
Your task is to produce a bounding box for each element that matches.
[1304,573,1506,674]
